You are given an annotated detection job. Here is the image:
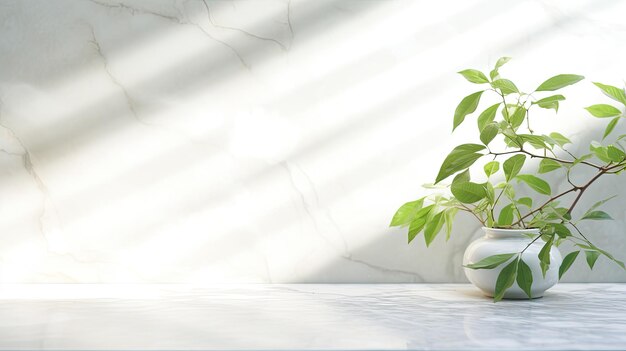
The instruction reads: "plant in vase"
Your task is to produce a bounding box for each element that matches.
[390,57,626,301]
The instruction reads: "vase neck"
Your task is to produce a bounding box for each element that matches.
[483,227,540,238]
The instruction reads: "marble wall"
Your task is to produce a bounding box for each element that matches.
[0,0,625,283]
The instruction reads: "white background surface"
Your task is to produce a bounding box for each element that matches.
[0,0,624,283]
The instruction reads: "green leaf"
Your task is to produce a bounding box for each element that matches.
[495,57,511,69]
[452,169,471,184]
[407,205,435,243]
[559,251,580,279]
[517,134,548,150]
[414,204,435,219]
[509,106,526,129]
[516,258,533,298]
[585,104,622,118]
[516,174,551,195]
[465,253,517,269]
[480,123,499,145]
[590,141,612,163]
[538,158,562,174]
[533,94,565,112]
[503,154,526,182]
[549,132,571,147]
[486,210,495,227]
[424,211,445,247]
[544,207,571,221]
[517,197,532,208]
[458,69,489,84]
[593,82,626,106]
[390,198,425,227]
[504,182,515,199]
[581,210,613,221]
[538,235,554,278]
[535,74,584,92]
[449,143,487,153]
[435,144,486,184]
[551,223,571,238]
[603,117,620,140]
[576,243,626,270]
[585,250,600,270]
[484,182,495,204]
[502,104,517,121]
[453,91,484,131]
[498,204,514,226]
[477,103,500,132]
[489,69,499,81]
[494,259,518,302]
[571,153,593,167]
[484,161,500,177]
[607,145,626,162]
[444,207,458,241]
[489,58,510,81]
[492,79,519,95]
[451,181,487,203]
[541,135,558,148]
[519,137,547,152]
[408,217,426,243]
[584,195,617,215]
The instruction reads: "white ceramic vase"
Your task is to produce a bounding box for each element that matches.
[463,227,562,299]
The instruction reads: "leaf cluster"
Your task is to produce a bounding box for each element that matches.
[390,58,626,301]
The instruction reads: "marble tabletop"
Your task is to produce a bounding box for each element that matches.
[0,284,625,350]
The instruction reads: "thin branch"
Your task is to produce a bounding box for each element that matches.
[565,168,578,188]
[520,233,543,254]
[606,165,626,174]
[566,168,607,215]
[511,187,578,226]
[489,148,602,170]
[492,187,506,214]
[568,221,593,245]
[458,203,486,226]
[513,203,525,227]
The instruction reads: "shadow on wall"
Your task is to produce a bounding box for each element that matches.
[18,1,386,152]
[0,0,624,283]
[0,0,385,246]
[294,117,626,283]
[0,0,526,259]
[81,0,620,270]
[1,0,517,283]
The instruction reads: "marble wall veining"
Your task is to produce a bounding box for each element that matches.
[0,0,625,283]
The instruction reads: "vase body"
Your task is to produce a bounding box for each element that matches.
[463,227,562,299]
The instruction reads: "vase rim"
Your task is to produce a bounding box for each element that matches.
[482,227,541,237]
[482,226,540,232]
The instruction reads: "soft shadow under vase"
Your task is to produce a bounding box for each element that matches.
[463,227,562,299]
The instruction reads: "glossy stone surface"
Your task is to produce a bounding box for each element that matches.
[0,284,625,350]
